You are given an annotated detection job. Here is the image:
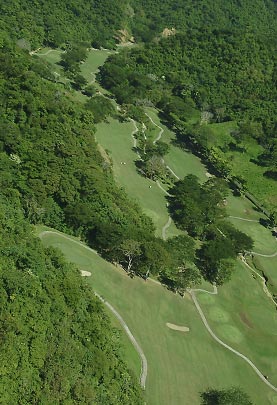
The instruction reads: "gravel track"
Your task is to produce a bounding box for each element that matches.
[145,112,163,144]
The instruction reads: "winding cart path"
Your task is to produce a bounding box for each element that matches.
[188,286,277,393]
[39,230,148,389]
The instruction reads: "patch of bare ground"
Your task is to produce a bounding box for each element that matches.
[166,323,190,332]
[161,27,177,38]
[80,270,91,277]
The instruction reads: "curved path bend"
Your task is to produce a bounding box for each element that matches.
[188,287,277,393]
[145,112,163,144]
[95,293,147,389]
[248,250,277,258]
[162,217,172,241]
[30,49,66,56]
[39,230,148,389]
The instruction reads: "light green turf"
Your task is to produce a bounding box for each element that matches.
[39,228,277,405]
[145,108,207,183]
[96,118,180,238]
[208,121,237,148]
[225,147,277,210]
[253,256,277,295]
[227,217,276,255]
[226,193,264,221]
[80,49,112,82]
[36,48,63,64]
[103,304,141,379]
[200,260,277,388]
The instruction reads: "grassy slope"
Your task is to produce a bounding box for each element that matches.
[39,228,277,405]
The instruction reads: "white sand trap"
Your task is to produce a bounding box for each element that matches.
[205,172,213,178]
[80,270,92,277]
[166,323,190,332]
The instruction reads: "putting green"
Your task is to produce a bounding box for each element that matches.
[38,228,277,404]
[216,325,244,344]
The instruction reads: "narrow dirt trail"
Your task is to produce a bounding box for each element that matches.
[31,49,65,56]
[188,287,277,393]
[229,215,259,223]
[39,230,148,389]
[156,180,171,196]
[145,112,163,144]
[162,217,172,241]
[145,113,180,180]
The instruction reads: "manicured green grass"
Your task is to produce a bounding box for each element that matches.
[80,49,112,82]
[226,193,264,221]
[199,260,277,383]
[253,256,277,295]
[227,218,276,255]
[104,305,142,380]
[96,118,180,238]
[39,228,277,405]
[145,108,207,183]
[36,48,63,64]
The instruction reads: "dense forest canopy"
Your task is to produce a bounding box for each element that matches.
[130,0,277,41]
[0,0,129,48]
[0,195,142,403]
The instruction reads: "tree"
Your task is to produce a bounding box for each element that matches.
[201,387,253,405]
[167,235,196,265]
[85,95,116,123]
[119,239,142,272]
[144,155,165,179]
[72,74,88,90]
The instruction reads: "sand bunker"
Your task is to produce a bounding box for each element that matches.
[80,270,91,277]
[166,323,190,332]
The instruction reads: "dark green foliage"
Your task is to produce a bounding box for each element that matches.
[197,222,254,284]
[85,95,116,123]
[0,195,143,404]
[168,176,227,237]
[0,0,129,48]
[83,84,97,97]
[60,46,88,73]
[0,41,154,247]
[201,387,253,404]
[130,0,277,41]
